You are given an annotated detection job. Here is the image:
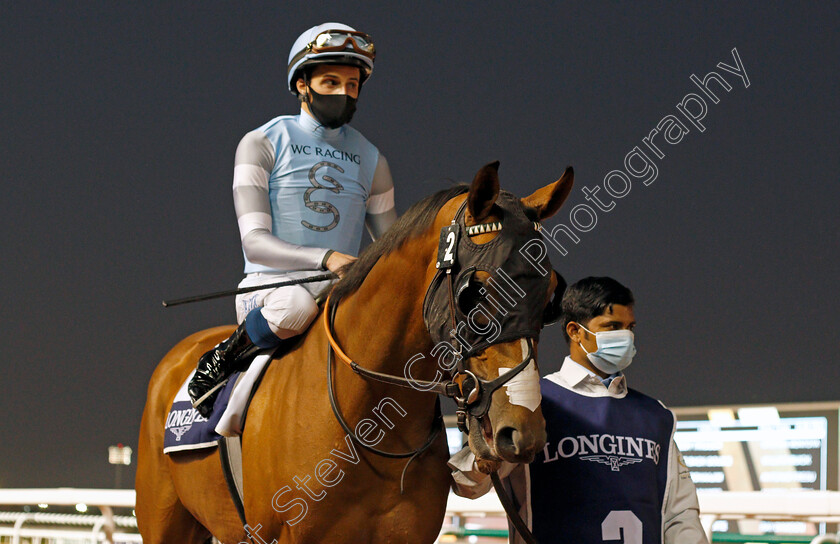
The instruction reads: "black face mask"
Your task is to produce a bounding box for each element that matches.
[306,88,357,128]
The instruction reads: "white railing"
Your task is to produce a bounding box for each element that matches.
[696,491,840,543]
[0,488,137,544]
[444,491,840,543]
[0,526,142,544]
[2,488,840,543]
[698,490,840,520]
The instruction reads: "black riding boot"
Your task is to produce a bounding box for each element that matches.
[188,322,260,417]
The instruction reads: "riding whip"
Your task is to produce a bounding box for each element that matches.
[161,273,338,307]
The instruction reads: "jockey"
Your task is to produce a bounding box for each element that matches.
[189,22,397,416]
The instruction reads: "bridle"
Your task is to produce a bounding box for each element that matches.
[323,191,552,446]
[324,194,551,452]
[323,194,553,543]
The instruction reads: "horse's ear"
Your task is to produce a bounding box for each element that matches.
[521,166,574,221]
[468,161,501,222]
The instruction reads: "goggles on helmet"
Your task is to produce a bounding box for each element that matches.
[308,30,375,60]
[287,24,376,95]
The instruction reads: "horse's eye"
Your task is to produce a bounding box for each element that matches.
[456,274,486,321]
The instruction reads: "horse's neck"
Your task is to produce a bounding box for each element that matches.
[333,243,436,379]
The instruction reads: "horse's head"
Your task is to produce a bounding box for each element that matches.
[423,161,573,468]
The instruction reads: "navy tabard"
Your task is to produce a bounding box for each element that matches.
[528,378,675,543]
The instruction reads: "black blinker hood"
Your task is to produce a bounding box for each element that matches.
[422,193,552,357]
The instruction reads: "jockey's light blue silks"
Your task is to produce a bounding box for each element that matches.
[234,109,394,275]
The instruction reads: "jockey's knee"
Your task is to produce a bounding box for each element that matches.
[261,287,319,339]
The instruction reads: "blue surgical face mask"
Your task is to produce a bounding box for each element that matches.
[577,323,636,375]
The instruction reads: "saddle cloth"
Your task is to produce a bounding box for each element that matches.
[163,352,273,454]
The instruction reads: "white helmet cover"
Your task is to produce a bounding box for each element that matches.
[287,22,375,95]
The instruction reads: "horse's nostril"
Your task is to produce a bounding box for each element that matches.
[495,426,540,463]
[495,426,521,456]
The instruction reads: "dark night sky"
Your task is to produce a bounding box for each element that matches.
[1,2,837,489]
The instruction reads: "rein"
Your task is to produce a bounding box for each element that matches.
[324,297,444,494]
[491,472,537,544]
[323,292,535,444]
[324,298,443,459]
[322,196,542,542]
[324,293,539,541]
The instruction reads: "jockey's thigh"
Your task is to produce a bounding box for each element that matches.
[235,273,276,324]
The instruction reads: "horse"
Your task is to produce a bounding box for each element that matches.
[136,161,574,543]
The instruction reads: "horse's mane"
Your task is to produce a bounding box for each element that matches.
[327,184,470,306]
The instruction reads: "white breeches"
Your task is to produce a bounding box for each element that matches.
[234,271,335,339]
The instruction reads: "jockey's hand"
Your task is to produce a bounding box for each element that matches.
[326,251,357,278]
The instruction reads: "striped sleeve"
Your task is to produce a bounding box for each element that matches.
[232,130,330,271]
[365,154,397,240]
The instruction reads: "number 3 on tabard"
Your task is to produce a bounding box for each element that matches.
[602,510,642,544]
